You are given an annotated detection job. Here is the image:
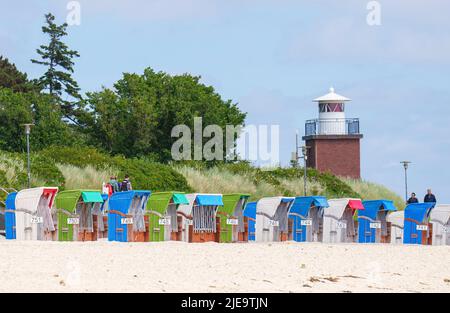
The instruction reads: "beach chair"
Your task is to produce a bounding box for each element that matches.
[429,205,450,246]
[177,194,223,243]
[108,190,151,242]
[14,187,58,241]
[146,192,189,242]
[322,198,364,243]
[4,192,18,239]
[255,197,295,243]
[218,194,251,243]
[56,190,105,241]
[289,196,329,243]
[244,202,257,241]
[386,210,404,244]
[359,200,397,243]
[403,203,435,245]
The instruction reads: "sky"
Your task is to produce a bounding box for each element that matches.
[1,0,449,202]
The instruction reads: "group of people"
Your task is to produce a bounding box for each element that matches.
[407,189,437,204]
[104,175,132,195]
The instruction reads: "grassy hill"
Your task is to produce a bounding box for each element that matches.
[174,163,404,209]
[0,147,404,209]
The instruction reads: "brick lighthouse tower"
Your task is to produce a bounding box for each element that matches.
[303,87,363,179]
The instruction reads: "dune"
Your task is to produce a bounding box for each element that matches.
[0,240,449,293]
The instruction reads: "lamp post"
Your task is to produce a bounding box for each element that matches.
[291,131,310,196]
[400,161,411,203]
[22,124,34,188]
[301,145,308,196]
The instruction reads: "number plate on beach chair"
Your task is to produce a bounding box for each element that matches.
[301,219,313,226]
[121,218,133,225]
[158,218,171,225]
[416,224,428,231]
[226,218,239,225]
[370,222,381,229]
[67,218,79,225]
[337,222,347,229]
[268,220,279,227]
[30,216,43,224]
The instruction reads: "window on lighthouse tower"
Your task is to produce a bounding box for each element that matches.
[319,103,345,113]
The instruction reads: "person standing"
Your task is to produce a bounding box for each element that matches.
[120,175,133,191]
[407,192,419,204]
[424,189,437,203]
[109,176,120,193]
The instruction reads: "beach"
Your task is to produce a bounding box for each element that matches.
[0,239,449,293]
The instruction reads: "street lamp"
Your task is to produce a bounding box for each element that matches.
[22,124,34,188]
[291,131,310,196]
[400,161,411,203]
[301,145,309,196]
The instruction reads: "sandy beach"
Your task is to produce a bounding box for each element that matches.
[0,239,449,293]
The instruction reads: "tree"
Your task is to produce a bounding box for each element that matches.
[0,56,36,92]
[83,68,247,162]
[0,88,81,152]
[31,13,81,122]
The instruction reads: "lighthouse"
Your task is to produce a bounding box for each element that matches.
[303,87,363,179]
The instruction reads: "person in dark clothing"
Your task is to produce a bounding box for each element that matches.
[120,175,133,191]
[424,189,437,203]
[407,192,419,204]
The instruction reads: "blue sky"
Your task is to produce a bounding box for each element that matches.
[1,0,449,202]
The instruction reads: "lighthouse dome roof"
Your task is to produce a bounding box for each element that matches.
[313,87,351,102]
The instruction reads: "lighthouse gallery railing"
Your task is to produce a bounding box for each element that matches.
[305,118,360,136]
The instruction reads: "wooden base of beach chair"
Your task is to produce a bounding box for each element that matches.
[126,216,146,242]
[115,214,145,242]
[126,226,145,242]
[80,231,94,241]
[170,216,183,241]
[380,235,390,243]
[79,215,99,241]
[144,215,151,242]
[288,219,293,241]
[171,231,182,241]
[98,216,108,239]
[237,217,249,242]
[77,231,97,241]
[190,227,218,243]
[43,231,56,241]
[425,223,433,245]
[237,231,248,242]
[380,222,391,243]
[188,217,220,243]
[215,217,222,242]
[413,223,433,245]
[128,231,145,242]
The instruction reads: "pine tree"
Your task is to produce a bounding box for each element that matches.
[0,56,36,92]
[31,13,81,121]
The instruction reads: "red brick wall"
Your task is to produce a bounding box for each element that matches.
[305,136,361,179]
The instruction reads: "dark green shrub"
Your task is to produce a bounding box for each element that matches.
[115,158,192,192]
[37,146,192,192]
[39,146,112,169]
[30,155,65,188]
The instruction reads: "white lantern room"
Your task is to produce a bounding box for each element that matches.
[312,87,351,135]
